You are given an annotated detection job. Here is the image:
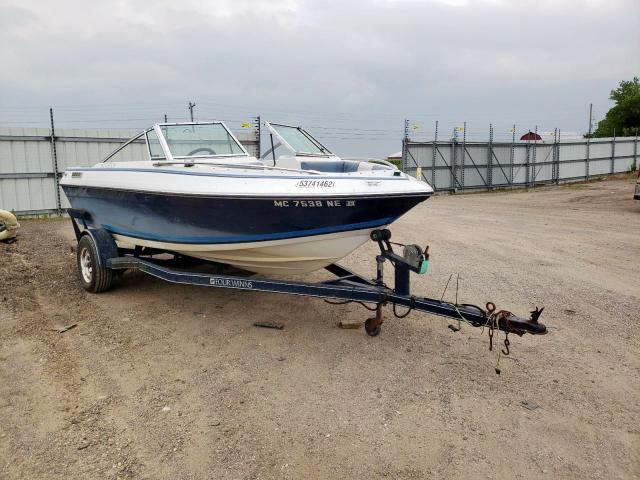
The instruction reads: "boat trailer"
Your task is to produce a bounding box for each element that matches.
[69,210,546,360]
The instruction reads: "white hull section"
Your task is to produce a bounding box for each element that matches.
[61,161,433,198]
[113,227,381,275]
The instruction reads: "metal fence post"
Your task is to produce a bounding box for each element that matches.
[610,129,616,174]
[510,124,515,185]
[634,128,638,171]
[461,122,466,188]
[450,131,457,192]
[49,108,62,214]
[532,125,538,187]
[253,115,261,158]
[401,136,406,174]
[487,123,493,189]
[585,131,590,180]
[525,141,530,187]
[401,119,409,173]
[553,128,561,183]
[431,120,438,188]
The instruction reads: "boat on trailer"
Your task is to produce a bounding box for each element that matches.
[60,121,431,275]
[62,120,546,360]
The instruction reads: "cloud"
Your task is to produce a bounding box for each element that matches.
[0,0,638,155]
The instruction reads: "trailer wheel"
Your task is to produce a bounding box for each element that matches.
[364,318,382,337]
[77,235,113,293]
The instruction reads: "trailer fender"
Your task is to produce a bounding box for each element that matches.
[79,228,119,268]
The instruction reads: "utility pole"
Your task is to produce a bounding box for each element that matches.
[164,114,168,123]
[188,101,196,122]
[587,103,593,137]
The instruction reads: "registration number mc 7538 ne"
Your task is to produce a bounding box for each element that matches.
[273,200,356,208]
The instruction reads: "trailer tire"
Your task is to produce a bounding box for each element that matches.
[77,235,113,293]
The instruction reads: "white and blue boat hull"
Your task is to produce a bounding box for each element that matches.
[61,163,432,274]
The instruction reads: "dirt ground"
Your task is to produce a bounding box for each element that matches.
[1,176,638,480]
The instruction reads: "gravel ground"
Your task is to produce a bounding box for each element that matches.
[1,176,638,480]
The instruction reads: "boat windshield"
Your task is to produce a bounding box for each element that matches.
[148,123,246,159]
[270,124,330,155]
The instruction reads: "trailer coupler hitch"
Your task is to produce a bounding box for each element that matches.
[485,302,546,337]
[480,304,545,374]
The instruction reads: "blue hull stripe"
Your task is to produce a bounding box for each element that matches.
[66,167,407,181]
[104,217,395,244]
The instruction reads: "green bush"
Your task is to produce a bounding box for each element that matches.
[388,158,402,170]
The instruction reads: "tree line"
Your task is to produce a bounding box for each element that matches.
[591,77,640,138]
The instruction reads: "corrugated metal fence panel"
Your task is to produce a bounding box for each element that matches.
[588,141,612,160]
[60,186,71,209]
[511,145,529,185]
[435,144,454,190]
[461,144,488,188]
[531,144,553,183]
[404,142,437,187]
[558,142,586,179]
[1,129,637,214]
[560,141,586,161]
[0,126,264,214]
[1,177,57,213]
[558,158,584,179]
[404,136,638,192]
[0,127,54,174]
[56,128,142,211]
[589,158,610,175]
[615,140,635,157]
[614,157,634,173]
[491,145,512,185]
[613,140,635,173]
[234,131,260,158]
[0,127,56,212]
[55,128,143,170]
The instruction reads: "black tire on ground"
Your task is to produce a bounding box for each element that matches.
[76,234,113,293]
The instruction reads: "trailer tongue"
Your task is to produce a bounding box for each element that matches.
[70,209,546,369]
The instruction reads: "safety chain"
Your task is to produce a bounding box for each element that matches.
[485,302,512,374]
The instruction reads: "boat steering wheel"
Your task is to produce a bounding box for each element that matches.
[187,147,216,156]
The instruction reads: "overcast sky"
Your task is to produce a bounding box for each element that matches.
[1,0,639,156]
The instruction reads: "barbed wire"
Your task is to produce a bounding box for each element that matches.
[0,105,597,145]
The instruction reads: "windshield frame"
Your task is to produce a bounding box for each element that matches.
[100,121,250,163]
[265,122,335,157]
[150,122,250,161]
[100,130,149,163]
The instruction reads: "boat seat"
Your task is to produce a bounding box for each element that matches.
[298,160,390,173]
[272,155,394,173]
[299,160,361,173]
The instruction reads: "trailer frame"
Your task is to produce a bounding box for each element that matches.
[68,208,546,338]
